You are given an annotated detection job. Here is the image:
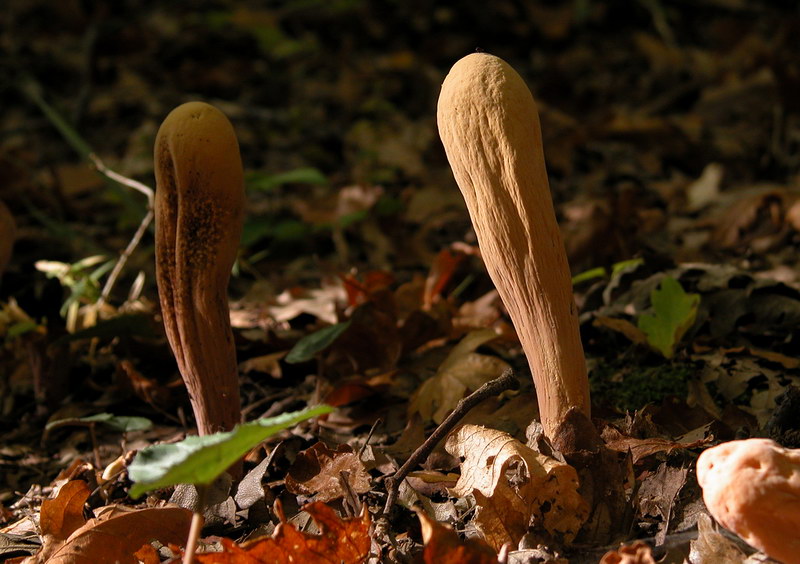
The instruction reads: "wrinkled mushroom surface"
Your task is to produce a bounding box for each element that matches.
[696,438,800,564]
[154,101,244,435]
[437,53,589,438]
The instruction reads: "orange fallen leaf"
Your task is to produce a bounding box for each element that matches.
[39,480,90,540]
[42,506,192,564]
[417,510,496,564]
[196,501,370,564]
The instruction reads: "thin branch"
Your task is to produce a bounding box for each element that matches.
[97,208,154,307]
[382,368,519,515]
[89,153,154,205]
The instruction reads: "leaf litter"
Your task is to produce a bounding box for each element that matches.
[2,1,800,563]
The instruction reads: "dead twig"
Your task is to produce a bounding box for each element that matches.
[382,368,518,515]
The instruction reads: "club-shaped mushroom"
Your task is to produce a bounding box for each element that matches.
[154,101,244,435]
[437,53,589,439]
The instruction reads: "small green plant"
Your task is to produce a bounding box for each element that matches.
[35,255,114,330]
[128,405,332,499]
[638,276,700,358]
[128,405,332,564]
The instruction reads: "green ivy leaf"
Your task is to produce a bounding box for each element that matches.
[128,405,333,499]
[637,276,700,358]
[285,321,351,364]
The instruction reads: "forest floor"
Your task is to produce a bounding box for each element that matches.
[1,1,800,563]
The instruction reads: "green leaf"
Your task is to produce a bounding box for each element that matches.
[246,167,327,193]
[45,412,153,433]
[572,266,607,285]
[637,276,700,358]
[128,405,333,499]
[285,321,351,364]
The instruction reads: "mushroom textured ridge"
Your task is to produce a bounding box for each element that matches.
[696,438,800,564]
[437,53,589,438]
[154,101,244,435]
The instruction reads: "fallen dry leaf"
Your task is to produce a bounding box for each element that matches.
[196,501,370,564]
[593,315,649,346]
[445,425,588,550]
[636,463,688,545]
[410,329,509,423]
[710,188,800,252]
[37,506,192,564]
[38,480,90,542]
[601,425,711,464]
[285,442,371,503]
[417,510,496,564]
[600,540,656,564]
[688,513,747,564]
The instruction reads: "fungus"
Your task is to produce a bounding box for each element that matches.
[437,53,589,439]
[696,438,800,564]
[154,101,244,436]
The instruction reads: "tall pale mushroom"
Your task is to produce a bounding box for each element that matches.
[437,53,589,439]
[154,101,244,436]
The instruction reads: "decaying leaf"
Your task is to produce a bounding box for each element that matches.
[635,463,688,545]
[410,329,509,423]
[601,425,711,464]
[417,510,497,564]
[687,513,747,564]
[196,501,370,564]
[285,442,371,502]
[599,540,656,564]
[445,425,588,550]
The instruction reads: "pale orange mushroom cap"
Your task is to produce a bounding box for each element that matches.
[154,101,244,436]
[697,438,800,564]
[437,53,589,438]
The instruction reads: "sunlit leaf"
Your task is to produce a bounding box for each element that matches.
[637,276,700,358]
[128,405,333,498]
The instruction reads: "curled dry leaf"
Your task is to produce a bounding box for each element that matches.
[285,442,371,503]
[444,424,588,550]
[409,329,509,423]
[601,425,711,464]
[196,501,370,564]
[38,480,90,543]
[417,510,497,564]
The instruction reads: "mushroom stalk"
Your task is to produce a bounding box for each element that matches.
[154,101,244,435]
[437,53,589,439]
